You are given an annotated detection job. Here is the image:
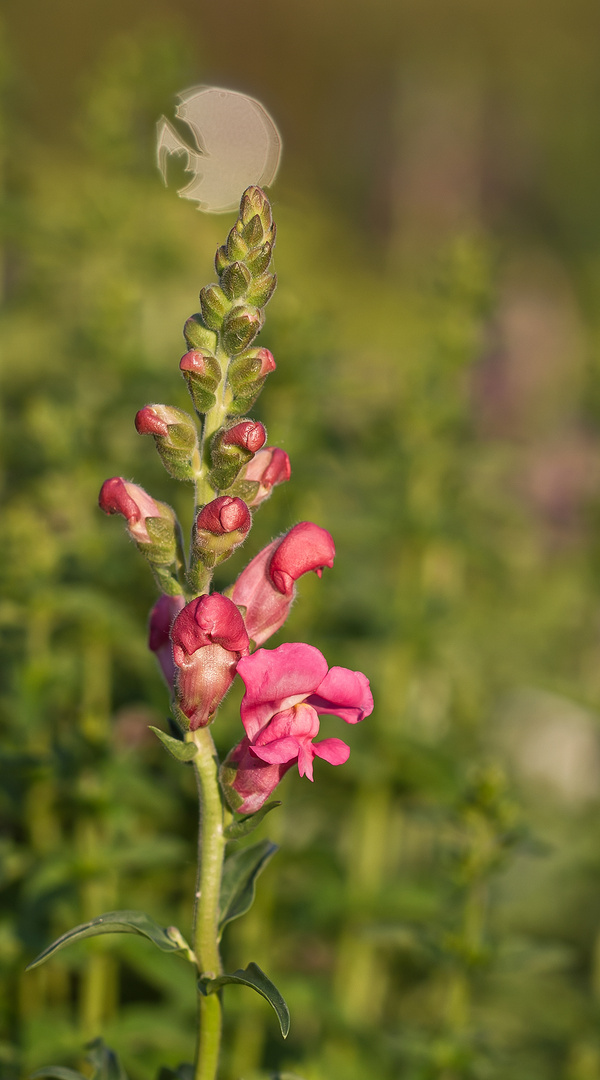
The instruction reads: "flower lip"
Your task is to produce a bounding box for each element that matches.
[171,593,250,659]
[268,522,336,596]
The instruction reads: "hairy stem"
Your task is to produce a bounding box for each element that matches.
[190,726,227,1080]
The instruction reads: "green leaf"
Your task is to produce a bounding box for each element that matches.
[224,800,281,839]
[150,726,197,762]
[199,962,290,1038]
[26,911,192,970]
[30,1070,88,1080]
[85,1038,128,1080]
[218,839,278,934]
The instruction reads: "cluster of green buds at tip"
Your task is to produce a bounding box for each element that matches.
[99,186,287,604]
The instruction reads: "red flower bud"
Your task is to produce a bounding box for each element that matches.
[232,522,335,645]
[222,420,267,455]
[171,594,249,729]
[196,496,252,537]
[99,478,161,544]
[135,406,170,438]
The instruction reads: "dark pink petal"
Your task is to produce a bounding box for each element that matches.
[98,478,160,543]
[313,738,351,765]
[307,666,374,724]
[171,593,249,660]
[250,736,304,765]
[268,522,335,597]
[196,496,251,536]
[238,644,328,740]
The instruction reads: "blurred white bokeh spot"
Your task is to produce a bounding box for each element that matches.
[157,86,282,213]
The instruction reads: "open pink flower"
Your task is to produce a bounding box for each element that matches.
[220,642,373,813]
[171,594,249,730]
[231,523,335,645]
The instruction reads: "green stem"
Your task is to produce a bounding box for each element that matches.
[190,726,227,1080]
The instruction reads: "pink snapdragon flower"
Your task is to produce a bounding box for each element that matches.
[220,642,373,813]
[231,523,335,645]
[171,593,249,730]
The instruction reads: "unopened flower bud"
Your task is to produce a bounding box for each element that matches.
[171,593,249,729]
[183,313,218,354]
[135,404,199,482]
[227,347,276,415]
[245,239,274,278]
[220,261,252,300]
[200,284,232,331]
[246,271,277,309]
[148,593,185,688]
[192,496,252,571]
[226,226,250,262]
[238,447,291,507]
[232,522,335,645]
[99,478,183,593]
[221,305,263,355]
[180,350,222,414]
[209,420,267,490]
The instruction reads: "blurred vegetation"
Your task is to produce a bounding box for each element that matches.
[3,9,600,1080]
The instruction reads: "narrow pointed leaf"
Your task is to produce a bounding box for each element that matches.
[224,801,281,839]
[30,1071,88,1080]
[218,839,278,933]
[199,961,290,1037]
[27,911,191,970]
[150,726,198,762]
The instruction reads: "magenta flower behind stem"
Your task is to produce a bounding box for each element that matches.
[220,642,374,813]
[148,594,185,688]
[231,522,335,646]
[171,593,250,730]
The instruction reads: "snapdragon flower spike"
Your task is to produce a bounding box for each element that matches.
[208,420,267,491]
[180,348,222,414]
[171,594,249,730]
[135,404,199,482]
[231,522,335,645]
[220,643,373,813]
[148,593,185,688]
[99,478,183,594]
[238,447,291,507]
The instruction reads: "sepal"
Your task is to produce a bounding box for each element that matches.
[199,284,231,330]
[180,349,222,414]
[183,313,218,353]
[221,304,263,354]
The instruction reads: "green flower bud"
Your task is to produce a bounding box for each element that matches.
[180,350,222,414]
[227,347,276,415]
[245,239,274,277]
[246,271,277,308]
[221,261,252,300]
[200,284,232,331]
[183,314,218,353]
[221,304,263,355]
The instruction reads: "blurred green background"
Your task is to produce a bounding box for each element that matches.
[4,1,600,1077]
